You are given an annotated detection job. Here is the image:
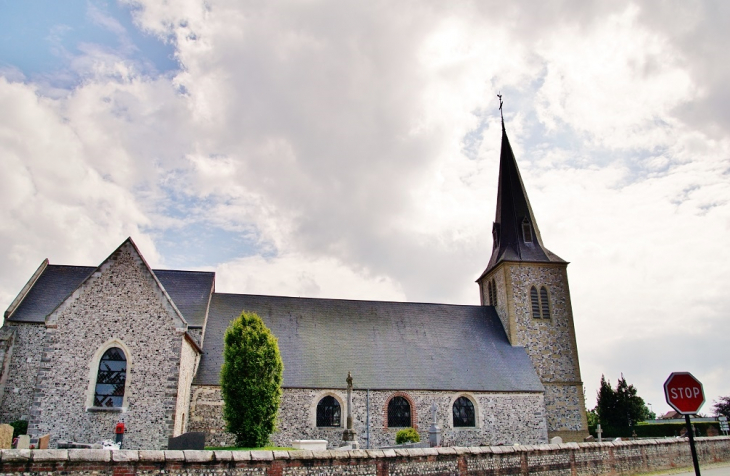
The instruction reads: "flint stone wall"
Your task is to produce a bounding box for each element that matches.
[0,437,729,476]
[0,323,45,423]
[484,262,587,438]
[189,386,547,449]
[26,242,189,450]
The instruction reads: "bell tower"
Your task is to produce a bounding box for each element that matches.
[477,102,588,442]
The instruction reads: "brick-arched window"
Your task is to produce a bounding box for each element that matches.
[94,347,127,408]
[385,394,415,428]
[316,395,341,427]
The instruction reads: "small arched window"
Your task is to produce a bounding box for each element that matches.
[530,286,540,319]
[540,286,551,319]
[491,280,498,306]
[94,347,127,408]
[522,218,533,243]
[316,396,341,427]
[387,396,411,428]
[453,396,475,427]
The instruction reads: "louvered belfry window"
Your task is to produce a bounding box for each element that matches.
[316,396,341,427]
[540,287,551,319]
[387,396,411,428]
[453,396,475,427]
[530,286,540,319]
[492,280,497,306]
[522,218,533,243]
[94,347,127,407]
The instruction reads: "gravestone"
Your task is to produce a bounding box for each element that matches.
[550,436,563,444]
[0,424,13,449]
[16,435,30,449]
[38,434,50,449]
[428,403,442,447]
[168,432,205,450]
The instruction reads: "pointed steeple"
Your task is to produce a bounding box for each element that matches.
[478,104,564,280]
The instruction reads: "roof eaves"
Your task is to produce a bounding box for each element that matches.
[5,259,49,320]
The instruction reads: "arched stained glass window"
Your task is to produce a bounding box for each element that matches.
[94,347,127,408]
[530,286,540,319]
[387,396,411,428]
[453,396,475,427]
[316,396,341,427]
[540,287,550,319]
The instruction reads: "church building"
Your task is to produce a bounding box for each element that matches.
[0,121,588,449]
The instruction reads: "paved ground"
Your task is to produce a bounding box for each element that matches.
[639,463,730,476]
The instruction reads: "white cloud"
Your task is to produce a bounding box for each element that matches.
[2,0,730,412]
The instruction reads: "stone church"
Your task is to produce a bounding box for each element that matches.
[0,121,588,449]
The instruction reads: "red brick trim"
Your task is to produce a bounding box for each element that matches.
[383,392,417,430]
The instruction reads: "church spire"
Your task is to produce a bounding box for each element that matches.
[479,97,565,280]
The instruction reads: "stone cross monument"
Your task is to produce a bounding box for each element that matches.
[342,371,358,448]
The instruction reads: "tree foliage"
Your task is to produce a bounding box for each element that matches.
[595,375,652,430]
[220,311,283,447]
[712,396,730,419]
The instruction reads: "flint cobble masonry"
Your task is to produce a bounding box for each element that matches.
[189,386,548,449]
[482,262,588,440]
[0,323,46,423]
[26,243,197,449]
[0,438,729,476]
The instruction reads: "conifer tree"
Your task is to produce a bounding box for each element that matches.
[220,311,283,447]
[595,375,650,430]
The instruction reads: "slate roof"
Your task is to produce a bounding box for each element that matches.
[7,265,94,323]
[479,122,565,279]
[154,270,214,327]
[6,264,214,327]
[194,293,544,392]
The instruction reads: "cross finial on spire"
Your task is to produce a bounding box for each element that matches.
[497,92,504,127]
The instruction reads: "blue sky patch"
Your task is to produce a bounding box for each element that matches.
[0,0,177,84]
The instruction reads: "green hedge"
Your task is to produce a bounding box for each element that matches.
[589,421,720,438]
[9,421,27,439]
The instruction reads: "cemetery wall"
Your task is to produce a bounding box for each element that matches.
[1,437,729,476]
[0,323,46,423]
[189,386,547,449]
[26,242,188,450]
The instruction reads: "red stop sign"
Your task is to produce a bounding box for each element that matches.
[664,372,705,415]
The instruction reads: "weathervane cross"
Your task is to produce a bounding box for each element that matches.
[497,92,504,121]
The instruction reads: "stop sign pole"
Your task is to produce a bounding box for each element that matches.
[664,372,705,476]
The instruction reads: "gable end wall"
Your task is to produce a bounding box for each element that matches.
[26,243,186,449]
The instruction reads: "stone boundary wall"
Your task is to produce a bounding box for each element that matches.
[0,437,729,476]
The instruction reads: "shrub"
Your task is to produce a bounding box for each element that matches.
[220,311,283,448]
[396,427,420,444]
[9,420,27,439]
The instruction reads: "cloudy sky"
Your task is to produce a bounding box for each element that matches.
[1,0,729,416]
